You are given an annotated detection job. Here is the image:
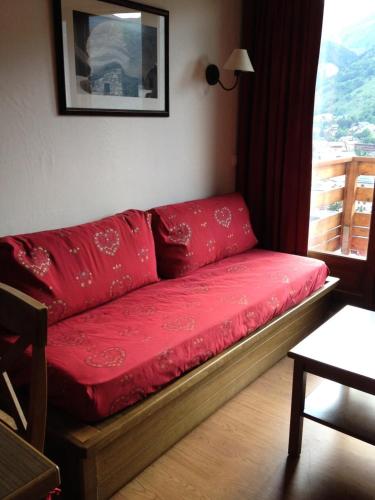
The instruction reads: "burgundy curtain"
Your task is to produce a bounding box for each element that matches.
[237,0,324,255]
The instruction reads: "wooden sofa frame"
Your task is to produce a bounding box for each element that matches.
[0,276,338,499]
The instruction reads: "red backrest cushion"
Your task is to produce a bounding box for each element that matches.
[0,211,158,325]
[151,193,257,278]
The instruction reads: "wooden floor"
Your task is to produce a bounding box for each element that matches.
[113,357,375,500]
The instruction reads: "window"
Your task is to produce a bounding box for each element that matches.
[308,0,375,259]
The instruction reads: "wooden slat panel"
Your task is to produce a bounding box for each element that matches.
[324,236,341,252]
[309,213,342,235]
[356,187,374,202]
[353,212,371,227]
[309,225,341,247]
[352,226,370,238]
[310,236,341,253]
[312,162,346,180]
[350,236,369,256]
[358,163,375,175]
[311,188,344,209]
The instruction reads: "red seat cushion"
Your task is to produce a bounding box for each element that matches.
[0,250,328,421]
[0,210,158,324]
[151,193,258,277]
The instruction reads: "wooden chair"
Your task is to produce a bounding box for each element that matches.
[0,282,48,452]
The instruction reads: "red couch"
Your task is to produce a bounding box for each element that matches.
[0,193,333,498]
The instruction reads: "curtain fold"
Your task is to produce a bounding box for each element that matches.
[237,0,324,255]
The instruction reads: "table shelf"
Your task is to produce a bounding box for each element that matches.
[304,380,375,446]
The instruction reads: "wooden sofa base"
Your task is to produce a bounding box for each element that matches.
[46,276,338,499]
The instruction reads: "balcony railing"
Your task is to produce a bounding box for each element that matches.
[309,156,375,258]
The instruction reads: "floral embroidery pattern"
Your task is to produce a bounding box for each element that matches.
[268,296,280,312]
[226,264,248,273]
[163,315,196,332]
[157,349,177,372]
[119,374,134,386]
[138,248,149,262]
[110,388,145,414]
[68,246,80,255]
[224,294,249,305]
[110,275,132,298]
[47,299,68,323]
[181,281,209,294]
[243,223,251,235]
[75,270,93,288]
[85,347,126,368]
[304,277,314,293]
[94,228,120,256]
[246,310,256,320]
[123,304,157,317]
[193,336,204,347]
[221,320,233,337]
[225,243,239,254]
[16,246,51,276]
[49,330,88,347]
[206,239,216,253]
[189,204,203,215]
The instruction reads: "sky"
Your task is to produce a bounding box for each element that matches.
[323,0,375,39]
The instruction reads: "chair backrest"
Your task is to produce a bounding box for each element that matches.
[0,282,48,452]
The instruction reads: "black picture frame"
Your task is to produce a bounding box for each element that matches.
[53,0,169,116]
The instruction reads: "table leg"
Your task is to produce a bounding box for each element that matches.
[288,360,306,457]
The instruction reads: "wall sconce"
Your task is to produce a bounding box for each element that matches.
[206,49,254,91]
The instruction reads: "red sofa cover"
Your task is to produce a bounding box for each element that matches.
[0,249,328,421]
[0,210,158,324]
[151,193,258,278]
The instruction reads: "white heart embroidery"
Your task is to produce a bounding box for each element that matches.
[17,246,51,276]
[94,228,120,256]
[214,207,232,228]
[169,223,192,245]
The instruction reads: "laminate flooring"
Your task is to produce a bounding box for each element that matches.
[113,357,375,500]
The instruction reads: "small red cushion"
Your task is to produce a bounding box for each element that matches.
[151,193,257,277]
[0,210,158,324]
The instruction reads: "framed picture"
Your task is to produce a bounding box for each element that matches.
[53,0,169,116]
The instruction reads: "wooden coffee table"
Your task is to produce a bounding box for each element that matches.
[288,305,375,456]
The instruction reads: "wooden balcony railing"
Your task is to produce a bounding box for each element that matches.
[309,157,375,257]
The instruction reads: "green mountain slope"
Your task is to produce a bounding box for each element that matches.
[315,43,375,124]
[319,40,357,67]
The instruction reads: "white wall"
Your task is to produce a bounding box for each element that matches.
[0,0,241,235]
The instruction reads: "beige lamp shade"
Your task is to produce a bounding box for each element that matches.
[223,49,254,72]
